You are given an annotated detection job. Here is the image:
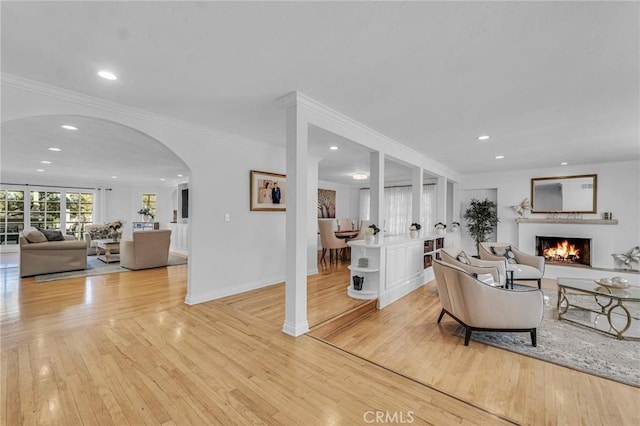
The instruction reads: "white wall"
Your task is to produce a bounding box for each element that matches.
[2,79,288,303]
[460,161,640,263]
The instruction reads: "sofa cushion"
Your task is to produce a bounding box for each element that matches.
[23,228,48,243]
[491,245,517,264]
[37,228,66,242]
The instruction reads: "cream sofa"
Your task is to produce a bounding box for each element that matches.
[19,229,88,277]
[120,229,171,270]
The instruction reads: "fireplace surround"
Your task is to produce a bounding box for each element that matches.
[536,236,591,267]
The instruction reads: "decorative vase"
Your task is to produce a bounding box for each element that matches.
[352,275,365,291]
[410,230,419,238]
[111,231,120,241]
[437,228,445,235]
[365,235,375,244]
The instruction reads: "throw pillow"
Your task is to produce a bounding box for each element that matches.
[89,226,110,240]
[23,229,47,243]
[37,228,66,242]
[457,251,470,264]
[491,245,517,264]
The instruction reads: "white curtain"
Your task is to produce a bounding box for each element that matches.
[359,184,437,236]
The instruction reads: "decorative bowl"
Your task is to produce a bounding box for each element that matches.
[594,279,629,289]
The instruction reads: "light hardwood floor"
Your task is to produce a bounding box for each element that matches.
[1,259,638,425]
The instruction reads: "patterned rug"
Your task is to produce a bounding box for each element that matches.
[456,287,640,387]
[35,255,187,283]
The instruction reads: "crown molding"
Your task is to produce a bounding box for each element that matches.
[1,73,276,150]
[275,90,460,180]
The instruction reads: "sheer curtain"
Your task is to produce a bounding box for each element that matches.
[359,184,437,236]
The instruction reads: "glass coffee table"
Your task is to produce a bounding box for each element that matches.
[557,277,640,340]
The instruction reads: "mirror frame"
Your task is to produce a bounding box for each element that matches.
[530,174,597,213]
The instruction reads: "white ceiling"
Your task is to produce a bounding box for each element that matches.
[1,1,638,186]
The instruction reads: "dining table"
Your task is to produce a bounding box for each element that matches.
[334,230,359,239]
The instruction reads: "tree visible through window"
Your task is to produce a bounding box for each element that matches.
[30,191,61,230]
[0,190,25,245]
[142,194,157,219]
[65,192,94,239]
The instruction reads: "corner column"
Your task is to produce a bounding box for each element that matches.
[412,167,423,224]
[370,151,385,231]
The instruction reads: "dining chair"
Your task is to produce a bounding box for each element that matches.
[350,220,370,241]
[338,218,353,231]
[318,219,347,264]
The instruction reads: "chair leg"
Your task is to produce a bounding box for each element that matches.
[530,329,537,347]
[437,308,446,323]
[464,328,473,346]
[320,248,327,264]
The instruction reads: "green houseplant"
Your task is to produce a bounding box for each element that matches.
[463,198,499,255]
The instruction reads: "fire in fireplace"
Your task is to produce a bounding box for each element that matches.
[536,236,592,267]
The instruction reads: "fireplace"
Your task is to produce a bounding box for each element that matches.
[536,236,592,267]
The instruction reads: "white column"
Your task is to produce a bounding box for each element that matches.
[370,151,385,232]
[436,176,447,224]
[282,103,310,337]
[412,167,423,224]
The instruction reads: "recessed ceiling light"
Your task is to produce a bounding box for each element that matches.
[494,155,504,159]
[477,135,490,140]
[329,146,339,150]
[60,125,77,130]
[353,173,368,180]
[561,162,568,165]
[111,176,118,179]
[98,70,118,80]
[177,174,183,177]
[48,147,62,152]
[160,178,165,181]
[40,160,51,164]
[36,169,45,172]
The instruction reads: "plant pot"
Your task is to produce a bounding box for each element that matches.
[410,230,419,238]
[365,235,375,244]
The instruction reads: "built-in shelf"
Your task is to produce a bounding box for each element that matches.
[516,218,618,225]
[348,265,379,273]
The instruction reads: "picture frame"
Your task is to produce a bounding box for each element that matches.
[250,170,286,211]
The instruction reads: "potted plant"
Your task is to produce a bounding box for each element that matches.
[434,222,446,235]
[451,221,461,231]
[364,224,380,244]
[137,206,154,222]
[463,198,499,255]
[409,222,421,238]
[105,220,125,241]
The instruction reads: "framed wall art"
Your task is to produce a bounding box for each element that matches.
[250,170,287,211]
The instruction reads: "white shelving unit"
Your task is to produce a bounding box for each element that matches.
[347,246,380,300]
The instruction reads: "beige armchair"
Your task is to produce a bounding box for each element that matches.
[120,230,171,270]
[433,260,544,346]
[318,219,347,264]
[349,220,370,241]
[479,242,545,289]
[440,247,508,287]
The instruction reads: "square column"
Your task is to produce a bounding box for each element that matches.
[369,151,385,230]
[282,104,310,337]
[412,167,423,224]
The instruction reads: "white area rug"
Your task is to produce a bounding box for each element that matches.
[456,287,640,387]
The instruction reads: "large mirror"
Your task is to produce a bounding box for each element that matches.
[531,174,597,213]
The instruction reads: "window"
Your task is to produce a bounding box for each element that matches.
[30,191,61,230]
[0,190,25,245]
[65,192,94,239]
[359,184,437,235]
[142,193,157,219]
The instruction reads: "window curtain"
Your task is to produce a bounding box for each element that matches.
[359,184,437,235]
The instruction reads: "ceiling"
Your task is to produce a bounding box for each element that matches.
[1,2,638,186]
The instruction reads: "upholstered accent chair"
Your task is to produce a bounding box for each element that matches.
[433,260,544,346]
[479,242,545,289]
[318,219,347,264]
[84,224,120,256]
[120,229,172,270]
[440,247,508,288]
[337,218,353,231]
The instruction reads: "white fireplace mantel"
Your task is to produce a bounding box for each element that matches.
[516,218,619,225]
